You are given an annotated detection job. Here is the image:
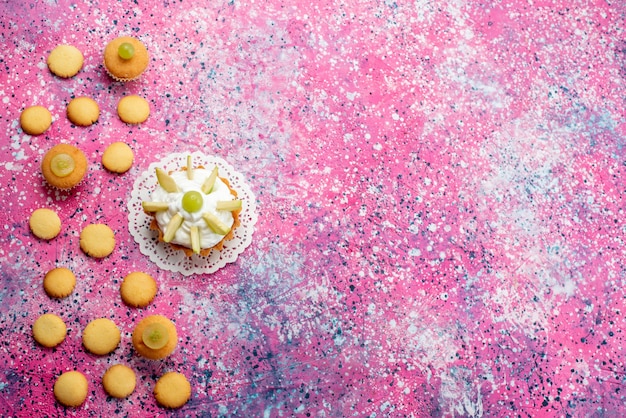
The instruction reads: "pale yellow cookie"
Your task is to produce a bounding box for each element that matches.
[43,267,76,298]
[117,95,150,124]
[82,318,121,355]
[67,97,99,126]
[20,105,52,135]
[47,45,84,78]
[29,208,61,240]
[80,224,115,258]
[120,271,157,308]
[102,142,134,173]
[54,371,88,407]
[102,364,136,398]
[154,372,191,409]
[32,313,67,348]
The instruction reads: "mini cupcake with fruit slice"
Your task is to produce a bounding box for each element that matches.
[103,36,149,81]
[141,155,242,257]
[41,144,88,190]
[132,314,178,360]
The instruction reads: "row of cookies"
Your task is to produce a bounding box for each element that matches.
[30,207,116,257]
[20,94,150,136]
[53,368,189,408]
[38,268,158,309]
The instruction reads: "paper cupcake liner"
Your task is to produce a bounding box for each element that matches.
[128,152,258,276]
[103,64,142,82]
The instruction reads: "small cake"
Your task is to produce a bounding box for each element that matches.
[20,105,52,135]
[41,144,88,190]
[29,208,61,240]
[132,314,177,360]
[120,271,157,308]
[82,318,121,355]
[66,96,100,126]
[154,372,191,409]
[141,155,242,256]
[102,142,134,173]
[102,364,136,398]
[47,45,83,78]
[117,95,150,124]
[79,224,115,258]
[54,371,88,407]
[32,313,67,348]
[103,36,149,81]
[43,267,76,298]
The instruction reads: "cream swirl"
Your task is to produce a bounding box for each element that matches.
[152,169,235,249]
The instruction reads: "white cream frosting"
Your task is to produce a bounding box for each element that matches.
[152,168,236,249]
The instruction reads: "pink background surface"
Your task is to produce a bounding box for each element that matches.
[1,0,625,416]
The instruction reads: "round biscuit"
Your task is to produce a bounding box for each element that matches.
[43,267,76,298]
[29,208,61,240]
[32,313,67,348]
[47,45,84,78]
[20,105,52,135]
[120,271,157,307]
[102,364,136,398]
[80,224,115,258]
[102,142,134,173]
[117,95,150,124]
[154,372,191,409]
[67,97,99,126]
[54,371,88,407]
[82,318,120,355]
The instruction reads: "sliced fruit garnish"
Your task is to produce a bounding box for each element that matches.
[181,191,203,213]
[200,166,219,194]
[190,226,200,254]
[142,322,169,350]
[142,201,170,212]
[186,155,193,180]
[216,200,242,211]
[155,168,180,193]
[163,213,183,242]
[50,153,75,177]
[202,212,230,235]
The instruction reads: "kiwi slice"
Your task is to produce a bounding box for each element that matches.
[215,200,242,211]
[141,201,170,212]
[155,168,180,193]
[142,323,169,350]
[202,212,230,235]
[163,213,183,242]
[190,226,201,254]
[186,155,194,180]
[50,153,75,177]
[201,166,219,194]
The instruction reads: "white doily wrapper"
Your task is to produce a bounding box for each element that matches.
[128,152,258,276]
